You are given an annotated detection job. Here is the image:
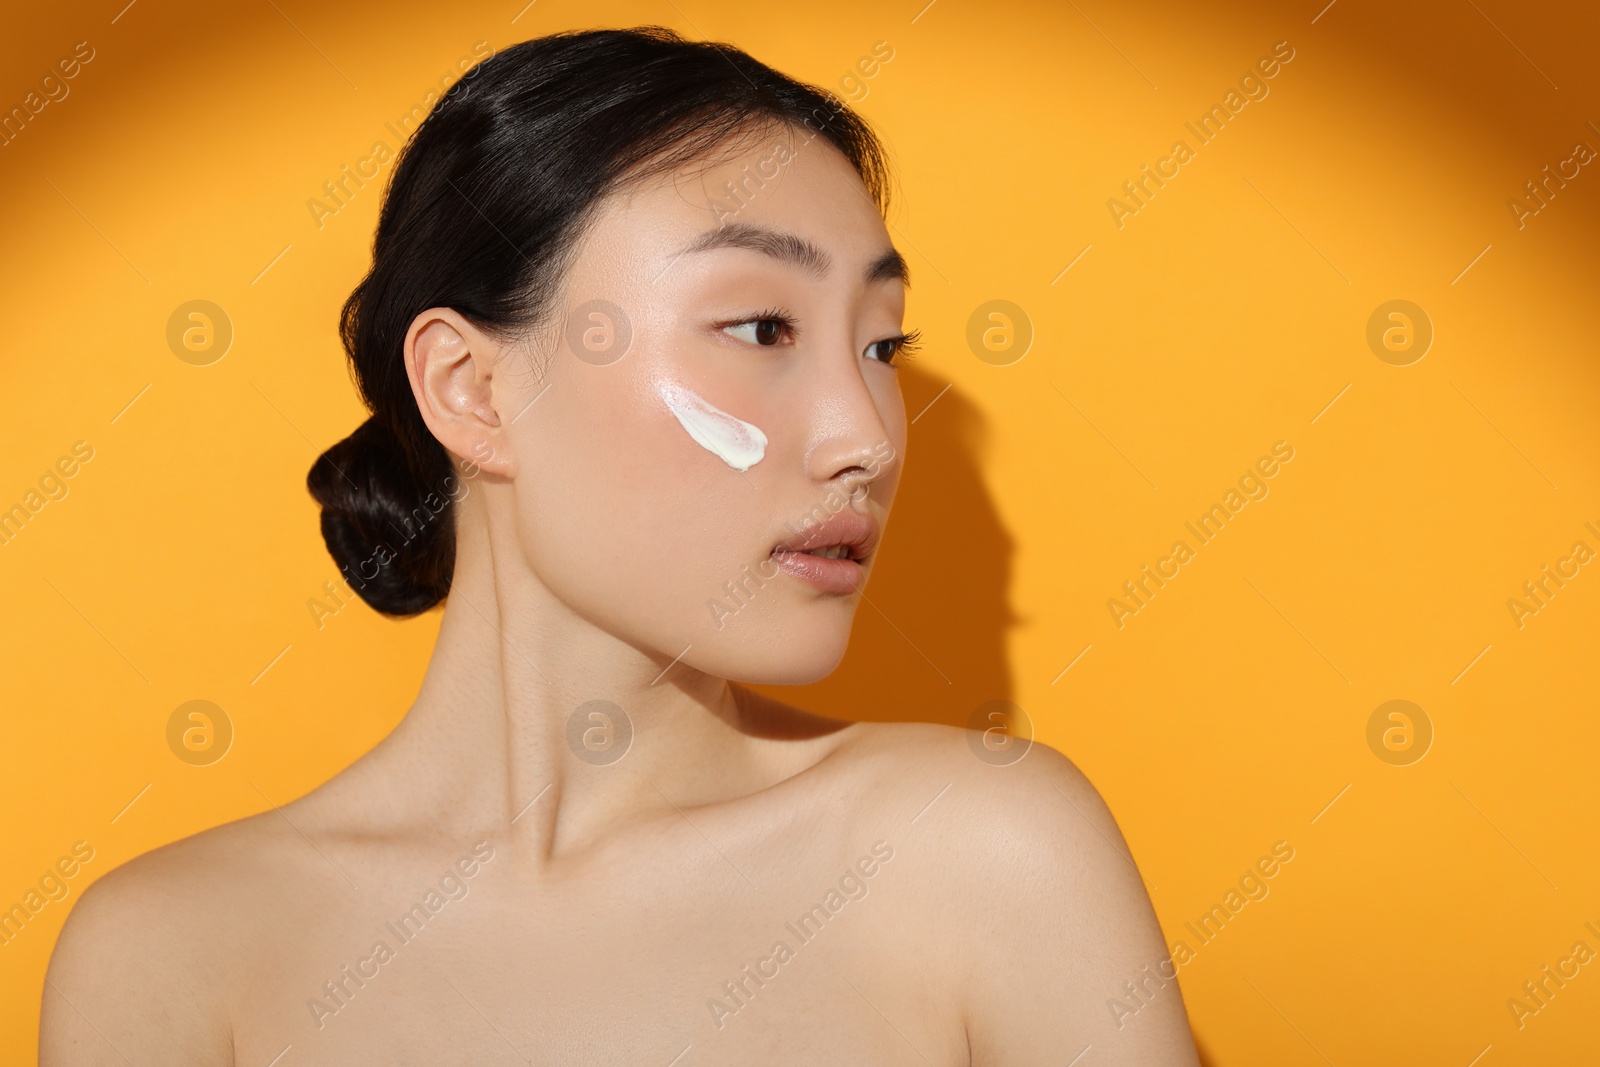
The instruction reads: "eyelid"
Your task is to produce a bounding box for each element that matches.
[714,308,799,345]
[867,328,920,366]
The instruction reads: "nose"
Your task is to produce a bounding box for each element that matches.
[802,362,900,496]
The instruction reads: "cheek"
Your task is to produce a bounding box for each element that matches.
[498,350,900,682]
[509,371,756,634]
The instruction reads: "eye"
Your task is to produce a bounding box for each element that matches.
[864,328,921,367]
[721,310,796,347]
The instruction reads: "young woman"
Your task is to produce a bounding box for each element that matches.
[42,27,1199,1065]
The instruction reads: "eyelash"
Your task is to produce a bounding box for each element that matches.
[718,307,799,345]
[875,329,921,366]
[717,308,921,367]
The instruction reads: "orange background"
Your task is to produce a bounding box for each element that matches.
[3,0,1598,1062]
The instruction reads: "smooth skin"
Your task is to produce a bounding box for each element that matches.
[41,122,1201,1065]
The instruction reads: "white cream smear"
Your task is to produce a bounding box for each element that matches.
[654,377,768,471]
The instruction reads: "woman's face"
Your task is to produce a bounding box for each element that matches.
[503,125,910,684]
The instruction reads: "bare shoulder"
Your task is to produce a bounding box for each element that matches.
[814,718,1135,889]
[825,720,1202,1065]
[40,810,311,1066]
[40,737,410,1062]
[821,716,1110,827]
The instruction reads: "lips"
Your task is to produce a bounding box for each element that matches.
[770,509,880,595]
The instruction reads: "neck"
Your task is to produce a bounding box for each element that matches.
[364,481,771,863]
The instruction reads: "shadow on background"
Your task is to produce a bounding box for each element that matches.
[753,363,1017,728]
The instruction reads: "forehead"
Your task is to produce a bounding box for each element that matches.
[577,125,896,275]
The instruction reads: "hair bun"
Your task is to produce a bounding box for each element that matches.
[306,416,455,616]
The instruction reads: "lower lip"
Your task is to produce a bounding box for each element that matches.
[771,550,864,595]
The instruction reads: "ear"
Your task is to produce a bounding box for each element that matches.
[403,308,515,477]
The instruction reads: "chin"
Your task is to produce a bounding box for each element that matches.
[695,607,856,686]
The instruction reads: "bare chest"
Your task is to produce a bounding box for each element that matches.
[224,837,961,1065]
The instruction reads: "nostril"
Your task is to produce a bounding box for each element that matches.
[832,474,873,503]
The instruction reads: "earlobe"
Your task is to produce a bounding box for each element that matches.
[404,309,515,477]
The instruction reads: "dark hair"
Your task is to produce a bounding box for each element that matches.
[306,26,890,616]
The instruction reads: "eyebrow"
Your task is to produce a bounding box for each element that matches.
[674,222,910,287]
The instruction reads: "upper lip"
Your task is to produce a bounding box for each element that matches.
[772,509,880,562]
